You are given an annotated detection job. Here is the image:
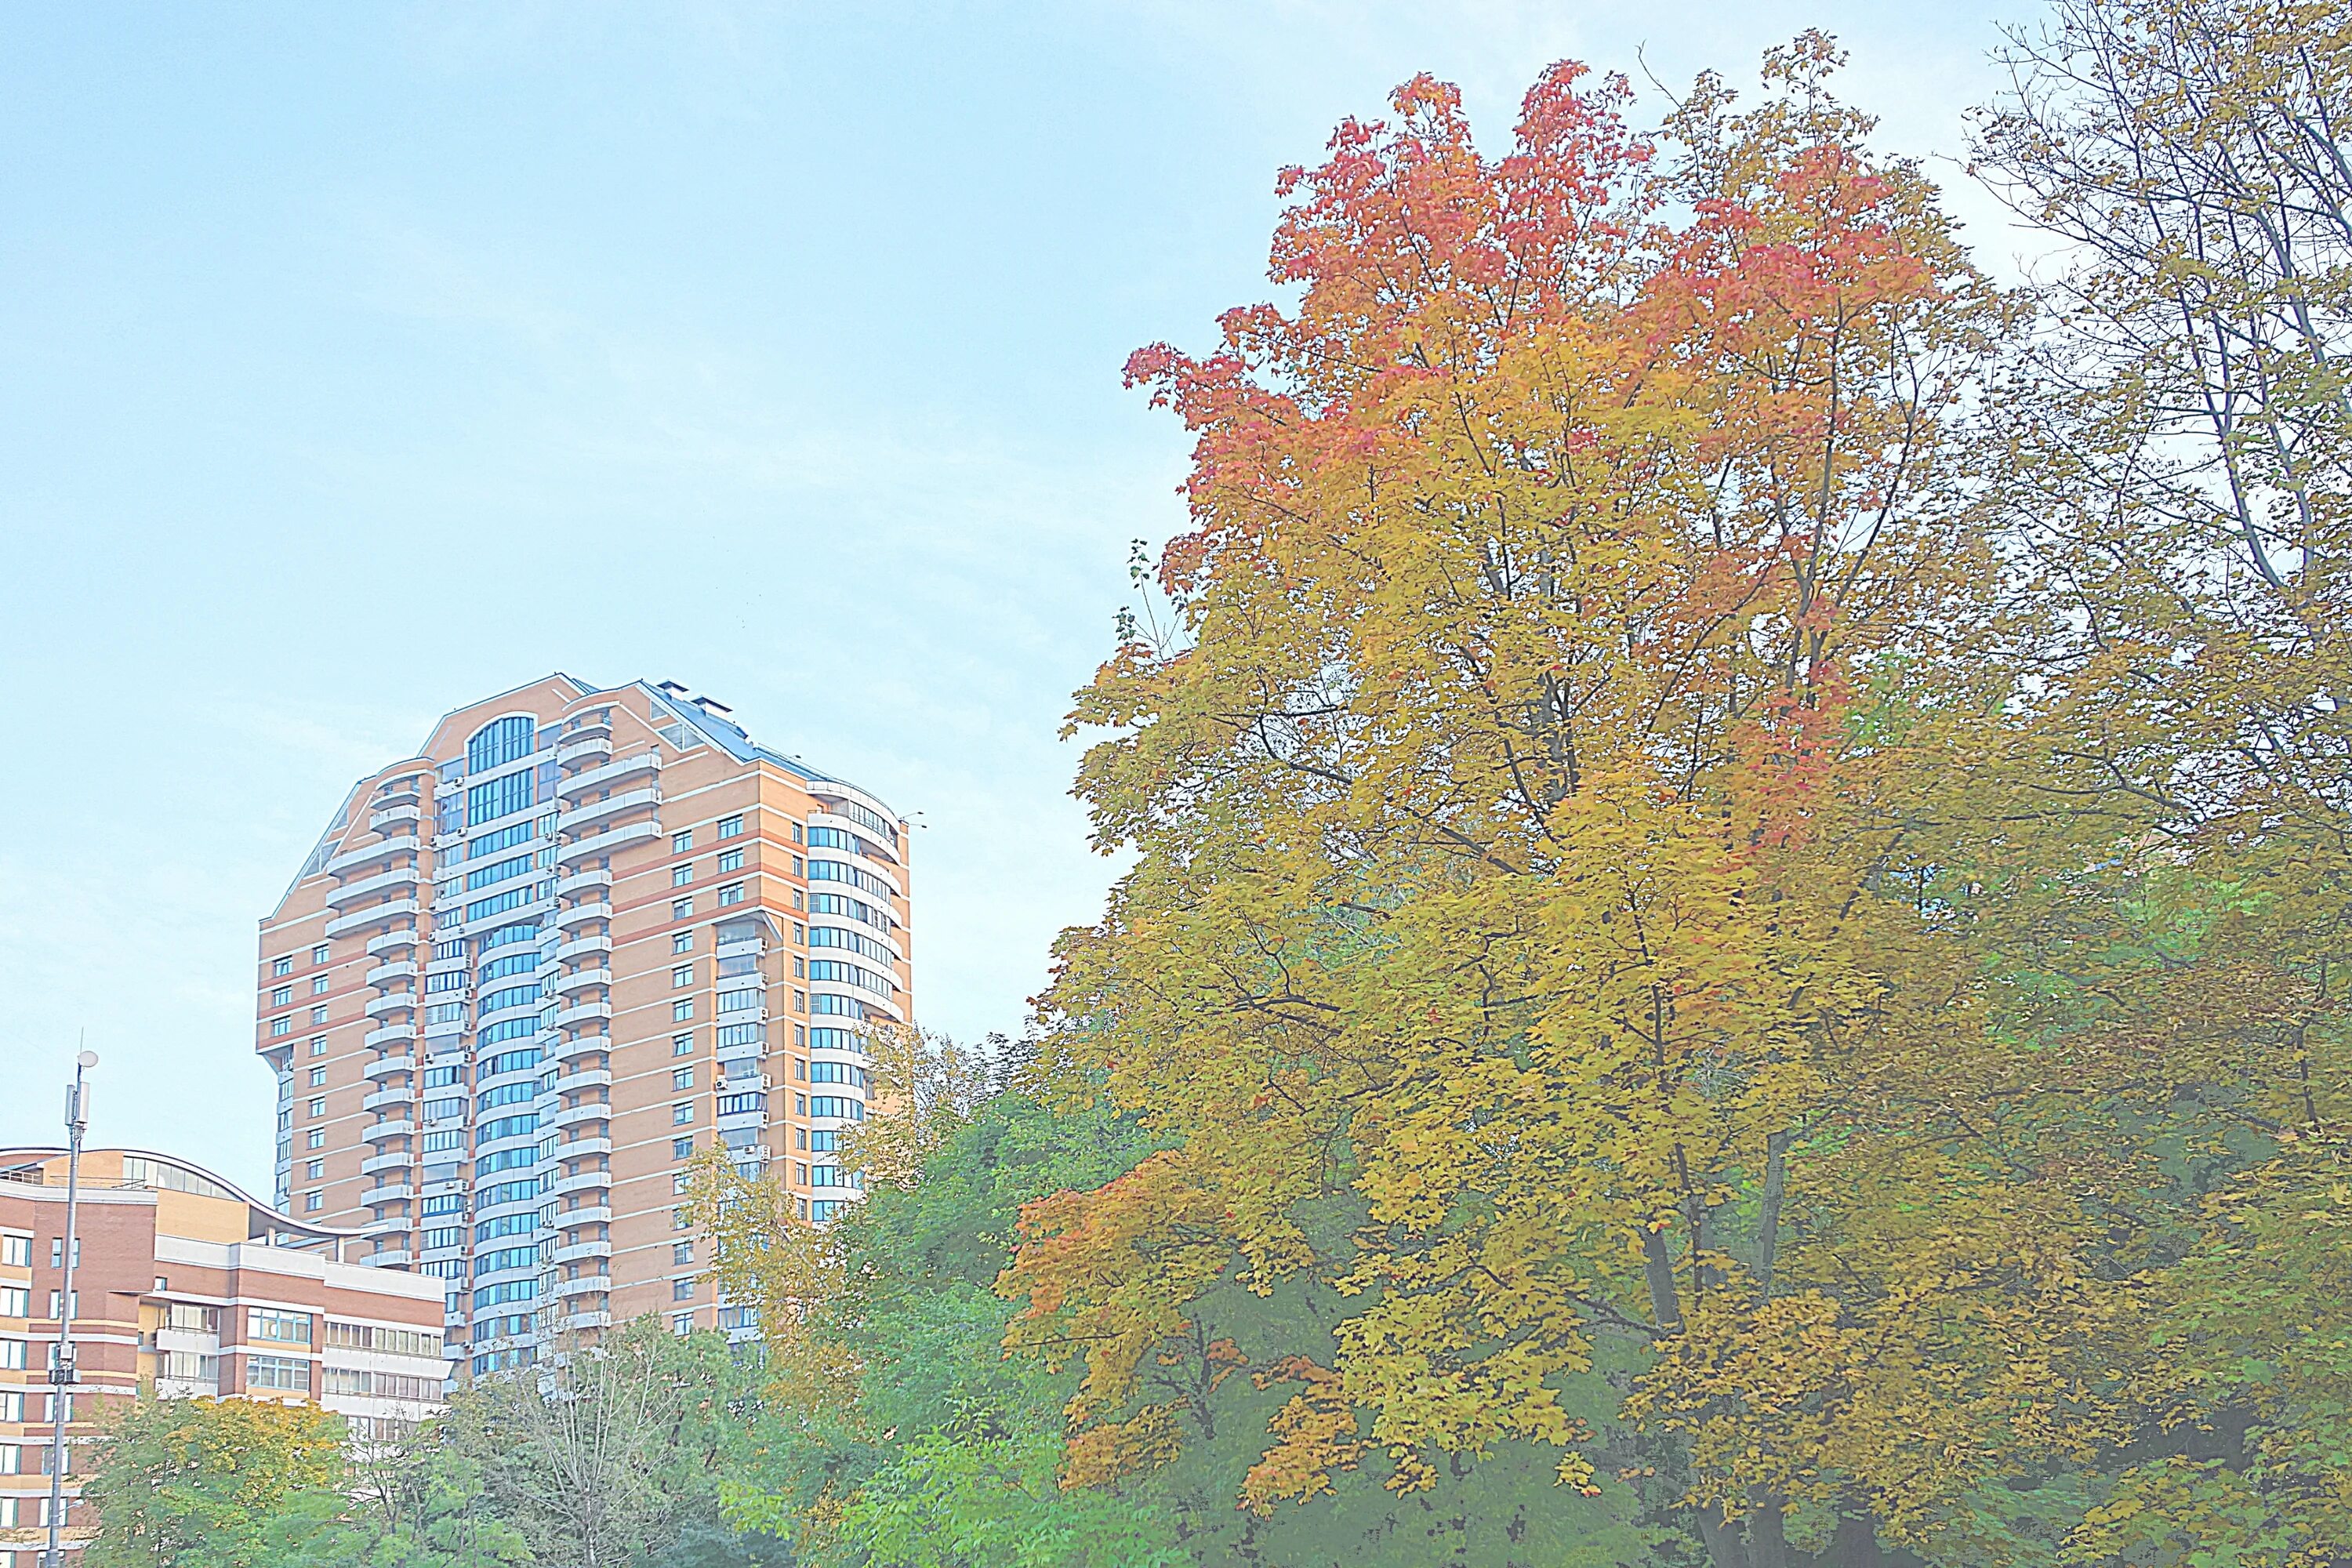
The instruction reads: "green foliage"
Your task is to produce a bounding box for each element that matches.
[82,1396,347,1568]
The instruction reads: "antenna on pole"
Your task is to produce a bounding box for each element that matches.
[43,1042,96,1568]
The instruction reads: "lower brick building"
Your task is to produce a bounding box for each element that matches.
[0,1147,445,1564]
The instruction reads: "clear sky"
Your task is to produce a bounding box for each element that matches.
[0,0,2037,1196]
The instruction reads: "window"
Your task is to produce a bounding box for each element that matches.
[718,1022,763,1049]
[478,950,536,983]
[672,964,693,988]
[271,985,292,1007]
[308,1097,325,1117]
[468,821,534,860]
[423,1064,463,1088]
[717,848,744,873]
[480,920,539,952]
[672,830,694,853]
[313,944,330,964]
[476,1081,534,1112]
[273,956,295,978]
[475,1212,535,1243]
[672,864,695,887]
[250,1309,311,1345]
[0,1287,27,1318]
[793,956,804,978]
[305,1192,324,1211]
[477,984,541,1016]
[672,1032,694,1056]
[673,1137,694,1160]
[0,1236,27,1267]
[310,1005,328,1024]
[717,883,746,907]
[670,931,696,956]
[672,1279,696,1301]
[248,1354,309,1391]
[717,1091,765,1117]
[673,1068,694,1090]
[423,1130,463,1152]
[673,1241,694,1265]
[794,1127,808,1149]
[305,1160,323,1180]
[306,1129,325,1149]
[809,1097,866,1120]
[466,770,535,827]
[467,716,535,773]
[308,1066,327,1087]
[673,1000,695,1022]
[271,1017,292,1037]
[310,975,331,995]
[0,1340,24,1370]
[672,1172,691,1195]
[310,1036,328,1056]
[670,1312,694,1334]
[719,987,762,1014]
[477,1114,537,1143]
[673,1102,695,1125]
[421,1193,464,1217]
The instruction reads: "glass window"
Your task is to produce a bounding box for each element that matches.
[247,1354,309,1391]
[305,1160,323,1179]
[308,1098,325,1117]
[672,1032,694,1056]
[672,898,692,920]
[270,1018,291,1037]
[673,1068,694,1090]
[672,1279,695,1301]
[671,865,694,887]
[672,932,693,953]
[673,1137,693,1160]
[307,1067,326,1087]
[310,1005,328,1025]
[310,1036,327,1057]
[672,830,694,853]
[312,945,330,964]
[717,815,744,838]
[672,965,692,988]
[717,849,744,873]
[466,717,535,774]
[310,975,330,995]
[673,1102,695,1125]
[270,985,292,1007]
[673,1000,694,1022]
[305,1192,324,1211]
[717,884,746,907]
[273,956,294,978]
[249,1309,311,1345]
[307,1129,325,1149]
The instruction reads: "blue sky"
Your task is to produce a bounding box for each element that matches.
[0,0,2035,1196]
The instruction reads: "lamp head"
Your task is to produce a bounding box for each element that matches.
[76,1051,98,1069]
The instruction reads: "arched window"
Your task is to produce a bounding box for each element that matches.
[467,716,535,772]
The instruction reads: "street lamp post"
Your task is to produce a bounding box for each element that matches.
[43,1049,96,1568]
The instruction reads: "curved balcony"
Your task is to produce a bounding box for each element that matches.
[556,900,612,931]
[360,1150,412,1178]
[553,967,610,997]
[547,1102,610,1134]
[807,811,902,867]
[470,1258,537,1287]
[369,802,423,833]
[358,1211,410,1236]
[363,990,415,1020]
[549,1033,612,1065]
[362,1053,417,1080]
[327,865,421,910]
[365,1022,418,1049]
[363,1119,416,1144]
[554,867,612,898]
[554,820,660,866]
[554,1203,614,1227]
[551,1239,612,1266]
[548,1168,611,1200]
[555,1309,612,1334]
[550,1000,611,1029]
[367,960,420,989]
[365,1249,416,1268]
[360,1181,414,1207]
[554,1274,613,1301]
[362,1084,416,1113]
[556,733,613,768]
[550,1135,612,1161]
[555,935,612,965]
[365,927,421,958]
[326,835,421,878]
[545,1066,612,1098]
[558,750,660,800]
[326,898,419,939]
[472,1182,542,1214]
[556,787,660,836]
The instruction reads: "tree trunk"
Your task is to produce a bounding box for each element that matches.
[1829,1508,1882,1568]
[1749,1494,1791,1568]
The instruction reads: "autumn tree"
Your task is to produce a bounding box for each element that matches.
[82,1396,347,1568]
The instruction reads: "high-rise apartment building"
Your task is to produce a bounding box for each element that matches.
[255,676,911,1375]
[0,1146,445,1563]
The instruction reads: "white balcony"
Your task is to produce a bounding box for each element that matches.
[554,1274,613,1300]
[554,867,612,898]
[716,935,766,960]
[556,1204,614,1228]
[361,1150,412,1177]
[549,1001,611,1029]
[556,786,661,836]
[555,1309,612,1334]
[556,900,612,931]
[550,1034,612,1065]
[362,1053,417,1080]
[363,1119,415,1144]
[547,1102,610,1133]
[368,803,423,833]
[552,1135,613,1161]
[360,1181,413,1207]
[551,1239,612,1265]
[327,865,421,909]
[326,835,421,878]
[367,960,420,989]
[363,991,414,1019]
[365,1250,416,1268]
[556,733,613,768]
[553,967,610,997]
[327,898,419,939]
[555,934,613,964]
[548,1168,611,1200]
[546,1067,612,1097]
[363,1083,416,1112]
[365,1023,418,1049]
[555,820,660,866]
[558,750,660,800]
[365,927,421,958]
